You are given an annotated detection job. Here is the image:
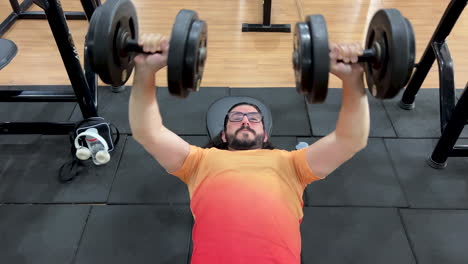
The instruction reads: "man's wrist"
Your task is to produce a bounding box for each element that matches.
[132,67,158,91]
[341,73,364,84]
[342,76,365,92]
[134,66,157,77]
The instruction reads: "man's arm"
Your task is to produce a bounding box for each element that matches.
[305,43,370,179]
[129,34,190,173]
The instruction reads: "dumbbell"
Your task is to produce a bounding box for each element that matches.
[85,0,207,98]
[292,9,415,103]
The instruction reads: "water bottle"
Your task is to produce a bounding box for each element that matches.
[85,128,110,165]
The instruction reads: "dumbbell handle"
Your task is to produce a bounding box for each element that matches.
[125,39,162,54]
[336,48,375,63]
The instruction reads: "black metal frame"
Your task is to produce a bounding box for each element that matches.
[0,0,87,38]
[242,0,291,33]
[426,42,468,168]
[398,0,467,168]
[0,0,101,135]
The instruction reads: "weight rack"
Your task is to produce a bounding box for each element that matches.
[0,0,101,135]
[399,0,468,168]
[242,0,291,33]
[0,0,88,38]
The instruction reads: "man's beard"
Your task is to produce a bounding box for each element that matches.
[226,126,264,150]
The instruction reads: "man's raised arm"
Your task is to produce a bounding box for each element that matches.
[129,34,190,173]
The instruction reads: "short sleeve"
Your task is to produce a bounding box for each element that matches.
[169,145,205,185]
[290,148,321,187]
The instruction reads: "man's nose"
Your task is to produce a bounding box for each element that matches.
[241,115,250,124]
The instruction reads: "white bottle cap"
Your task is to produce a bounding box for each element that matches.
[296,141,309,150]
[85,128,99,142]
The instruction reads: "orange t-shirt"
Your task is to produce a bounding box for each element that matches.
[171,145,321,264]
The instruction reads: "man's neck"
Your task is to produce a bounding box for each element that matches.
[227,146,262,151]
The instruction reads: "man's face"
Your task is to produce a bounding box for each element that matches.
[222,105,268,150]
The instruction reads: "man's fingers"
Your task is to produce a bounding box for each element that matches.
[349,42,359,63]
[329,44,339,61]
[139,34,148,51]
[142,34,152,53]
[339,43,351,63]
[333,42,364,64]
[151,34,161,53]
[139,33,166,53]
[160,36,170,54]
[155,34,163,52]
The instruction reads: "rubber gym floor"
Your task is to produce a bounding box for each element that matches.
[1,85,467,264]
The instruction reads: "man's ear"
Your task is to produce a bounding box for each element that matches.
[263,130,269,142]
[221,131,227,143]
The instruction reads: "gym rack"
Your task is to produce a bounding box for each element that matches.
[399,0,468,168]
[242,0,291,33]
[0,0,101,135]
[0,0,88,38]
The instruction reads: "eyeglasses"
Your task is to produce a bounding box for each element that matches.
[227,111,263,123]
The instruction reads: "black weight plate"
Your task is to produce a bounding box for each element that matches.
[167,10,198,97]
[87,0,138,86]
[293,22,312,97]
[85,5,101,74]
[365,9,411,99]
[183,20,207,97]
[306,15,329,103]
[403,17,415,86]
